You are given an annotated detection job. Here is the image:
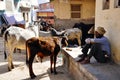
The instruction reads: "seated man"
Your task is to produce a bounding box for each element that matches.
[77,26,111,64]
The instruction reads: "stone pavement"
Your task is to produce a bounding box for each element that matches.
[0,37,73,80]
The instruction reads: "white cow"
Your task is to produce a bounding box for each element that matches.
[39,28,65,37]
[63,28,82,46]
[4,25,39,71]
[39,28,82,46]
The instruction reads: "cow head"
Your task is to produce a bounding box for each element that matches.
[59,36,68,47]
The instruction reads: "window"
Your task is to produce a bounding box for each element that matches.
[103,0,110,10]
[71,4,81,18]
[23,13,28,22]
[14,0,19,8]
[114,0,120,8]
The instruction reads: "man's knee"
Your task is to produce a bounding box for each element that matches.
[91,43,102,50]
[92,43,101,47]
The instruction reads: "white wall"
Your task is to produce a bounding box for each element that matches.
[95,0,120,64]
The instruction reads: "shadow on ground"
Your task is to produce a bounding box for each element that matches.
[23,65,73,80]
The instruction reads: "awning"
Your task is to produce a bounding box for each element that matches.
[2,12,25,25]
[36,9,54,12]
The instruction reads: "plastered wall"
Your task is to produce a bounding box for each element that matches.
[51,0,95,19]
[95,0,120,64]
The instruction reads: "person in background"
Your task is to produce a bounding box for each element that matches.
[47,20,53,28]
[40,18,49,31]
[77,26,111,64]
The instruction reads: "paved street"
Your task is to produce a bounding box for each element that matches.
[0,37,73,80]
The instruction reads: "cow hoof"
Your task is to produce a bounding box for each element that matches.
[31,75,36,79]
[54,72,58,75]
[11,65,14,69]
[51,71,53,73]
[26,60,29,64]
[8,67,12,71]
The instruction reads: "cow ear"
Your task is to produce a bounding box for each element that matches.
[88,26,94,34]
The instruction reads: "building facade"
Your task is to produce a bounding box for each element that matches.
[50,0,95,29]
[51,0,95,20]
[36,2,54,24]
[0,0,32,28]
[0,0,6,26]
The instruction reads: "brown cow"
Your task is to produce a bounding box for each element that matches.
[26,37,68,79]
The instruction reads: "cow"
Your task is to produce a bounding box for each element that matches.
[3,24,39,71]
[73,22,94,47]
[63,28,82,47]
[26,37,68,79]
[39,28,65,37]
[51,28,82,47]
[34,28,66,62]
[48,28,82,47]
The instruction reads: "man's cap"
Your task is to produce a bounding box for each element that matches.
[96,26,106,35]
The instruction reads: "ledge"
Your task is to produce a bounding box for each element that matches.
[61,47,120,80]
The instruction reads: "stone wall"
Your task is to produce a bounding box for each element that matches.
[53,18,95,30]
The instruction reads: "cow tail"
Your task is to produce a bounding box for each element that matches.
[3,31,9,59]
[26,40,29,64]
[4,40,7,59]
[25,41,28,64]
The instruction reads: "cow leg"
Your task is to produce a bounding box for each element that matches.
[28,53,36,79]
[77,38,81,46]
[50,56,53,73]
[29,62,36,79]
[11,61,14,69]
[53,54,57,74]
[13,48,17,53]
[8,46,15,71]
[26,44,36,78]
[14,48,21,53]
[8,56,14,71]
[16,48,21,53]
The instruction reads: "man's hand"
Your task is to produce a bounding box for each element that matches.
[105,54,109,58]
[85,38,91,44]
